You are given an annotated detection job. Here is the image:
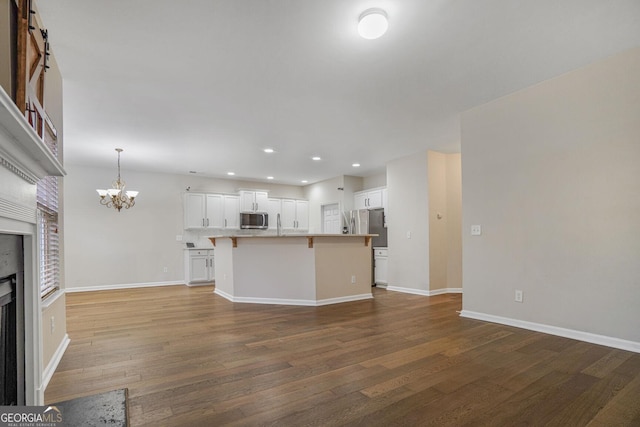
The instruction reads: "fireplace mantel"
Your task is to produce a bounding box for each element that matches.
[0,86,66,405]
[0,88,65,184]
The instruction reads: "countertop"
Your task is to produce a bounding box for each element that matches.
[209,234,377,238]
[208,234,378,248]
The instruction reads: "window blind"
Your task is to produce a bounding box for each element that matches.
[37,121,60,298]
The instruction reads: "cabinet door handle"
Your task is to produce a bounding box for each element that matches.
[224,218,227,227]
[207,218,209,226]
[202,218,205,227]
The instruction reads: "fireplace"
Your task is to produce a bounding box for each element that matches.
[1,84,65,404]
[0,234,25,405]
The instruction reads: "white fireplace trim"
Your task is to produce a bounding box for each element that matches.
[1,87,66,405]
[0,89,64,182]
[0,196,37,225]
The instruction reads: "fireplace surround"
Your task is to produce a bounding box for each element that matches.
[1,87,65,404]
[0,234,24,405]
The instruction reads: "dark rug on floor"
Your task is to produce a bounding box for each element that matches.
[51,388,129,426]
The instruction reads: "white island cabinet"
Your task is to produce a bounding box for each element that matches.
[209,234,374,305]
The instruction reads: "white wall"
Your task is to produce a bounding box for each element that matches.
[304,175,363,233]
[446,154,462,290]
[63,165,303,289]
[461,47,640,344]
[362,172,386,189]
[386,152,430,292]
[305,176,343,234]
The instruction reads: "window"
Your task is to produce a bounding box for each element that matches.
[37,120,60,299]
[37,175,59,298]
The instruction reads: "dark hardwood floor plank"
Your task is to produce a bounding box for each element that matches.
[44,285,640,426]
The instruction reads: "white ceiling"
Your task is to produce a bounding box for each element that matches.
[36,0,640,185]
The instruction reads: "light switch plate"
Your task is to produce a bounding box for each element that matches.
[471,225,482,236]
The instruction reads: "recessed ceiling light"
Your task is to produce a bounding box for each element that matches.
[267,176,274,180]
[227,172,235,176]
[312,156,321,161]
[264,148,274,153]
[358,8,388,40]
[301,180,308,183]
[352,163,361,167]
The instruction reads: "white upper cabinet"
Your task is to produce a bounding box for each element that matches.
[184,193,206,229]
[239,190,269,212]
[281,199,308,230]
[295,200,309,230]
[184,193,239,229]
[184,191,306,231]
[223,195,240,229]
[354,192,367,210]
[354,187,386,210]
[206,194,224,228]
[266,198,282,230]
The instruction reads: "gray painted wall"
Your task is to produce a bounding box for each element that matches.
[461,47,640,343]
[63,164,304,289]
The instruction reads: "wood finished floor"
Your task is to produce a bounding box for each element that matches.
[45,286,640,426]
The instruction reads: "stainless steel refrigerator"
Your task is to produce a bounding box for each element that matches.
[349,208,387,247]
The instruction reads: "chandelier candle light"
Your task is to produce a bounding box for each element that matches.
[96,148,139,212]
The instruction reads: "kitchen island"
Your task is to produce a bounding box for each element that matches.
[209,234,375,306]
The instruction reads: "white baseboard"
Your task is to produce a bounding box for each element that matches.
[387,286,463,296]
[316,294,373,306]
[429,287,463,295]
[41,333,70,394]
[460,310,640,354]
[65,281,184,293]
[214,288,373,306]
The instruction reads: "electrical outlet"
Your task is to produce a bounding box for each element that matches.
[351,275,356,284]
[50,316,55,334]
[515,290,523,303]
[163,266,168,273]
[176,235,183,241]
[471,225,482,236]
[406,231,411,239]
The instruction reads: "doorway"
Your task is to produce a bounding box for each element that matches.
[321,203,341,234]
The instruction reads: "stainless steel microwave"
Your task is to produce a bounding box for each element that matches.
[240,212,268,229]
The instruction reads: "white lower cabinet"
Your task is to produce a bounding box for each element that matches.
[185,249,214,286]
[374,247,388,286]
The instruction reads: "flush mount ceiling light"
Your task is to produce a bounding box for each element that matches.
[96,148,139,212]
[263,148,274,153]
[358,8,388,39]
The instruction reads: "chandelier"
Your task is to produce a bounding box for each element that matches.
[96,148,139,212]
